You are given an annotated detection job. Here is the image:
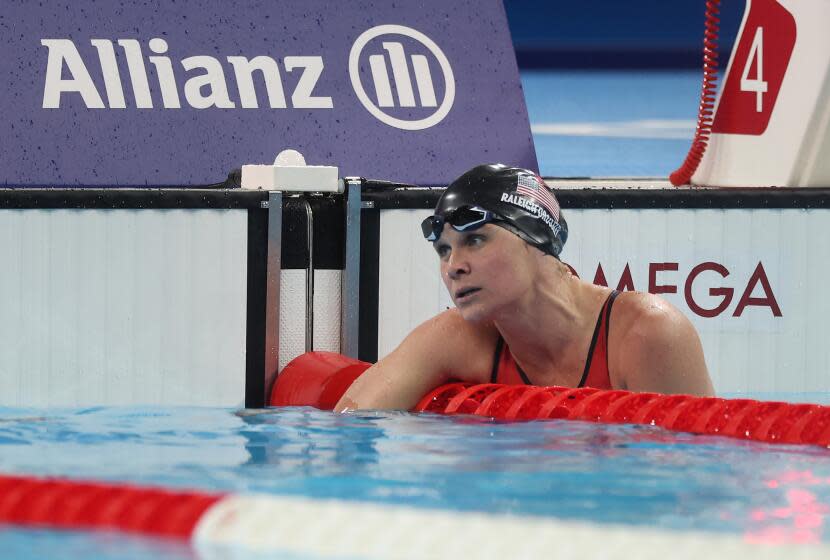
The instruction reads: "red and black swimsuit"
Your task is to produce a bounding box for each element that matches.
[490,290,620,389]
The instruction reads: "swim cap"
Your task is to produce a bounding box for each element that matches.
[428,164,568,257]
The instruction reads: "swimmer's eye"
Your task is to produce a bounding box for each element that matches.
[465,234,486,247]
[434,243,450,258]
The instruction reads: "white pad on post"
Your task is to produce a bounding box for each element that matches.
[241,149,341,192]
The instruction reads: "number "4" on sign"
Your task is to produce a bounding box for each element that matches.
[740,27,768,113]
[712,0,796,135]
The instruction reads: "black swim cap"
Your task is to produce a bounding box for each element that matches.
[430,164,568,257]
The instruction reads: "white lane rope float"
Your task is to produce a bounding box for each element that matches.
[0,473,828,559]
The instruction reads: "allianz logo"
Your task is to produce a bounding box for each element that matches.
[40,25,455,131]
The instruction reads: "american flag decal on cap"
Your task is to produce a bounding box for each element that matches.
[516,174,560,221]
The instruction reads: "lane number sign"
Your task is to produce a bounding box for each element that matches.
[712,0,796,135]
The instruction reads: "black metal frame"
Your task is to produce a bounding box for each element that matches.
[361,186,830,211]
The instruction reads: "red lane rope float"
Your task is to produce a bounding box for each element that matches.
[0,474,223,538]
[416,385,830,447]
[669,0,721,186]
[272,352,830,448]
[270,351,371,409]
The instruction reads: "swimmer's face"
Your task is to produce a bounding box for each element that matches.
[433,223,537,322]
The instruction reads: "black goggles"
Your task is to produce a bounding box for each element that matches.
[421,206,498,242]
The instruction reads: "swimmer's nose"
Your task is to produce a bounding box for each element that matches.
[446,254,470,279]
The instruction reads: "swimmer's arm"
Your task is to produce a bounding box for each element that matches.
[335,310,490,412]
[618,298,715,397]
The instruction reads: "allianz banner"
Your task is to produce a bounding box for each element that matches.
[2,0,536,187]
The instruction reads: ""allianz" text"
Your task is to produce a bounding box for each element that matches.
[41,38,333,109]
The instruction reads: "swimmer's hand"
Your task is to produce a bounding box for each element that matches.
[335,397,358,413]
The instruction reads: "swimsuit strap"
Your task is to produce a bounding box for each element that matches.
[491,335,533,385]
[512,356,534,385]
[491,290,619,387]
[490,336,505,384]
[577,290,620,388]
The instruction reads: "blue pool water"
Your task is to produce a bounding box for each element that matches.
[522,70,702,177]
[2,405,830,558]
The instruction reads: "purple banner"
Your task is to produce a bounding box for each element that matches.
[2,0,536,186]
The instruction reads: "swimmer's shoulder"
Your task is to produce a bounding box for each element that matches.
[610,291,692,340]
[607,291,713,395]
[409,309,499,383]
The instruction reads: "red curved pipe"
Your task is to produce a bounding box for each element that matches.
[670,0,721,186]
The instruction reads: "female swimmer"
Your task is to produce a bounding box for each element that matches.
[336,164,714,411]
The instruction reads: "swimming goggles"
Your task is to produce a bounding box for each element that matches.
[421,206,499,242]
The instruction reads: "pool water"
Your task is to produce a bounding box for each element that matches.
[2,405,830,558]
[521,70,702,177]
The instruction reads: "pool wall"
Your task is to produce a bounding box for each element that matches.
[1,184,828,406]
[0,189,346,408]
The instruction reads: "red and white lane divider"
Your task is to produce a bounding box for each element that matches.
[273,352,830,448]
[1,473,829,559]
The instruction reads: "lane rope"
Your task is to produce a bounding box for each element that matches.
[0,473,828,559]
[274,352,830,448]
[414,383,830,447]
